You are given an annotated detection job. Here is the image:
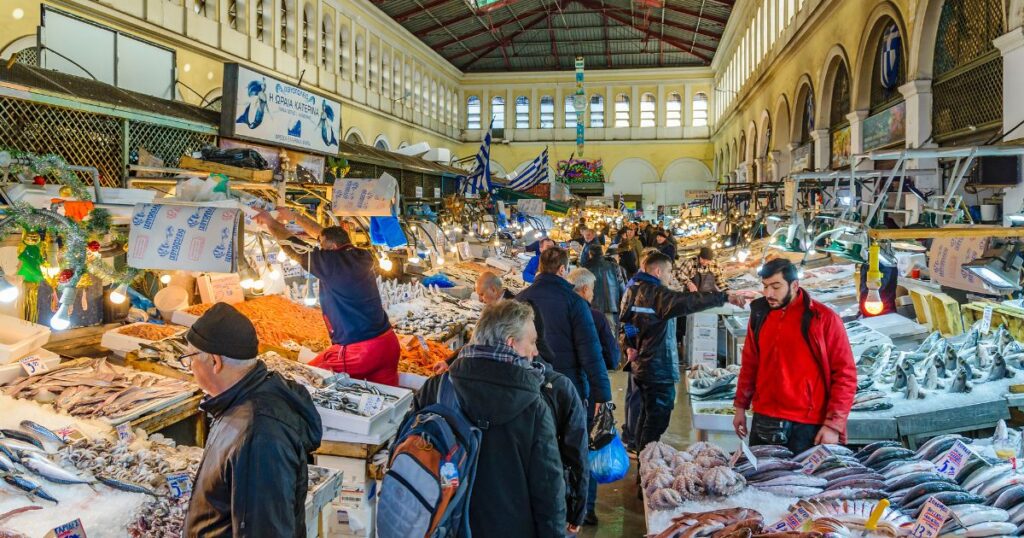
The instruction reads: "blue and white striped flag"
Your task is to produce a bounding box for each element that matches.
[460,122,493,196]
[507,148,549,191]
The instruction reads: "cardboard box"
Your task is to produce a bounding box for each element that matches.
[687,350,718,370]
[686,312,718,330]
[314,455,368,491]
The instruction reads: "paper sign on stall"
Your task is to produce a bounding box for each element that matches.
[981,306,994,334]
[517,199,546,216]
[936,441,976,477]
[801,446,833,472]
[198,273,245,304]
[765,506,813,532]
[128,204,242,273]
[909,497,951,538]
[49,519,87,538]
[19,355,48,376]
[332,173,398,217]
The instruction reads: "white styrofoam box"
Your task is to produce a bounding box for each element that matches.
[687,350,717,370]
[484,256,514,273]
[333,498,374,538]
[315,455,368,491]
[170,309,201,327]
[690,326,718,341]
[321,417,400,445]
[0,348,60,385]
[5,184,156,208]
[686,312,718,330]
[0,314,51,364]
[100,322,187,356]
[398,372,427,391]
[315,378,413,435]
[298,346,318,364]
[691,406,750,432]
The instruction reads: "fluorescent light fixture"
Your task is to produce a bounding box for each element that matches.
[962,240,1022,291]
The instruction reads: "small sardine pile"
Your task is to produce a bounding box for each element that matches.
[260,352,327,388]
[1,357,197,421]
[312,378,399,416]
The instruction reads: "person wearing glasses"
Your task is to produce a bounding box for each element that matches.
[182,303,323,538]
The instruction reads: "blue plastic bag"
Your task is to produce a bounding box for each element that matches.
[589,431,629,484]
[369,216,408,248]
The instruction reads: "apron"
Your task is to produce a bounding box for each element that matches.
[694,268,719,293]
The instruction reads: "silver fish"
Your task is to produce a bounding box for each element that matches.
[96,475,163,497]
[905,371,926,399]
[964,463,1014,493]
[949,367,973,393]
[992,484,1024,509]
[924,362,946,389]
[939,521,1018,536]
[750,474,827,489]
[18,421,65,446]
[753,484,823,497]
[986,353,1016,381]
[0,439,49,457]
[21,454,94,487]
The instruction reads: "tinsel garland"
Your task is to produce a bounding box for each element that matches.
[0,150,93,201]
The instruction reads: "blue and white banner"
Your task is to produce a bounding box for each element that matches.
[460,123,493,196]
[880,23,902,90]
[222,64,341,156]
[507,148,549,191]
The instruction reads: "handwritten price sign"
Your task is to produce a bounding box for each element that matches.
[19,355,48,376]
[166,471,193,499]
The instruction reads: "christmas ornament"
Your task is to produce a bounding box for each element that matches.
[58,269,73,284]
[32,176,45,186]
[87,241,101,252]
[59,186,73,197]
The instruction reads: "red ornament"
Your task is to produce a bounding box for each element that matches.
[87,241,101,252]
[58,269,73,284]
[32,175,46,186]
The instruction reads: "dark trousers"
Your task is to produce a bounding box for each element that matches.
[749,413,821,455]
[631,379,676,450]
[584,399,597,514]
[621,373,643,450]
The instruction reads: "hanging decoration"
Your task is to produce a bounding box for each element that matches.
[0,151,94,201]
[558,158,605,184]
[574,57,586,157]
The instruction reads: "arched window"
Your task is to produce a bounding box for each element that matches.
[404,64,412,107]
[338,26,349,79]
[227,0,240,29]
[280,0,293,53]
[354,35,364,85]
[932,0,1003,141]
[346,131,363,144]
[491,96,505,129]
[515,96,529,128]
[614,94,630,128]
[539,96,554,128]
[428,80,436,118]
[301,4,314,63]
[830,62,851,129]
[255,0,266,42]
[467,96,481,129]
[692,93,709,127]
[564,95,577,128]
[374,136,390,150]
[590,94,604,127]
[381,51,390,97]
[639,93,656,127]
[320,16,332,71]
[368,43,378,90]
[666,92,682,127]
[453,90,459,124]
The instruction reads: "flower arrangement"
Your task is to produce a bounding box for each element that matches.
[557,158,605,183]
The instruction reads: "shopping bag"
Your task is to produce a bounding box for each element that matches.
[589,402,617,450]
[589,432,629,484]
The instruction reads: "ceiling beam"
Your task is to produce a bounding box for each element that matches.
[603,11,612,68]
[390,0,454,23]
[412,10,484,37]
[706,0,734,6]
[449,12,549,63]
[662,4,729,26]
[578,0,712,63]
[548,13,560,70]
[492,50,710,59]
[430,7,548,49]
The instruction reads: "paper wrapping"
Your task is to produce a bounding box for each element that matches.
[332,173,398,217]
[927,235,998,295]
[128,204,242,273]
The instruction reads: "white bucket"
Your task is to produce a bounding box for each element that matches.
[980,204,999,222]
[154,285,190,321]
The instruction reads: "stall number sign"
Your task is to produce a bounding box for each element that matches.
[434,188,441,198]
[765,506,813,532]
[801,446,833,473]
[166,471,193,499]
[19,355,48,376]
[52,518,87,538]
[909,497,951,538]
[936,441,974,478]
[981,306,994,334]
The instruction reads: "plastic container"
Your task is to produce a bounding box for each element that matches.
[315,379,413,436]
[0,348,61,384]
[154,286,190,320]
[100,323,187,356]
[0,314,51,364]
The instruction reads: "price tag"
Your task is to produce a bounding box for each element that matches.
[981,306,994,334]
[166,471,193,499]
[908,497,951,538]
[51,518,87,538]
[434,188,441,198]
[767,506,813,531]
[19,355,48,376]
[416,335,430,352]
[936,440,976,478]
[801,445,833,473]
[741,441,759,470]
[359,394,387,417]
[116,422,134,443]
[56,426,86,444]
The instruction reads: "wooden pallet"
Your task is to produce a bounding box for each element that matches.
[962,302,1024,341]
[179,155,274,182]
[906,287,964,336]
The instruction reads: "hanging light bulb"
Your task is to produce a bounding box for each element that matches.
[408,254,421,265]
[109,283,129,305]
[379,255,393,272]
[864,288,884,315]
[239,262,257,290]
[160,273,172,285]
[737,249,750,263]
[276,250,288,263]
[267,265,282,279]
[449,245,458,253]
[50,288,74,330]
[252,278,266,293]
[436,256,445,266]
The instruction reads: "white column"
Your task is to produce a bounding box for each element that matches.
[684,84,693,127]
[657,83,666,127]
[898,79,940,191]
[810,129,829,171]
[631,86,640,128]
[846,109,872,170]
[995,27,1024,223]
[530,87,538,129]
[605,85,613,127]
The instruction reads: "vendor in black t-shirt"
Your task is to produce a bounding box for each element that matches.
[256,209,399,386]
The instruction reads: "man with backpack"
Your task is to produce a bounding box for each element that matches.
[382,301,566,537]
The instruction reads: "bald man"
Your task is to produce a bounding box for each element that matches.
[475,271,515,304]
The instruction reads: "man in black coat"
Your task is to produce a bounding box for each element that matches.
[413,301,567,537]
[583,244,627,331]
[517,247,612,409]
[619,252,750,450]
[183,303,322,538]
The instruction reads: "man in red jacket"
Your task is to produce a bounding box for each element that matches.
[732,258,857,453]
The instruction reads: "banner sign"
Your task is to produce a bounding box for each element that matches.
[863,101,906,151]
[221,63,341,156]
[332,173,399,217]
[575,56,585,156]
[128,204,242,273]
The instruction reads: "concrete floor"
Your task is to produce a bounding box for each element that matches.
[580,370,696,538]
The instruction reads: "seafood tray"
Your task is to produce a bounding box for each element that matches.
[0,348,61,385]
[0,314,51,364]
[313,377,413,436]
[304,465,344,538]
[101,323,188,356]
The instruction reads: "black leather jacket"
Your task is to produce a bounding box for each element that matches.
[619,272,726,383]
[584,255,626,315]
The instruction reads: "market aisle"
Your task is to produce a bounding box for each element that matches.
[580,370,696,538]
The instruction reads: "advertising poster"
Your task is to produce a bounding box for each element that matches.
[128,204,243,273]
[221,63,341,156]
[831,126,851,169]
[862,101,906,151]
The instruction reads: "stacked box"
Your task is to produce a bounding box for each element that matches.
[685,313,719,369]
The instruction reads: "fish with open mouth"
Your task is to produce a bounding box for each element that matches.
[923,362,945,389]
[986,352,1016,381]
[949,367,973,393]
[905,370,926,399]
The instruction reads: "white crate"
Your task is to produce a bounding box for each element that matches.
[687,350,718,370]
[100,323,187,356]
[315,378,413,436]
[0,348,60,385]
[686,312,718,330]
[0,314,51,364]
[398,372,427,390]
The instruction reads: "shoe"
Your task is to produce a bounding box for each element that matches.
[583,512,599,526]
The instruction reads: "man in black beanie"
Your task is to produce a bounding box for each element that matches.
[183,303,323,538]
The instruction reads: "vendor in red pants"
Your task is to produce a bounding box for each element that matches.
[256,209,399,386]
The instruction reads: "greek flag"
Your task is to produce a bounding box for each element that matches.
[507,148,549,191]
[880,23,901,90]
[460,123,493,196]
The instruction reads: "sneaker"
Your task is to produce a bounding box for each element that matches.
[583,512,599,526]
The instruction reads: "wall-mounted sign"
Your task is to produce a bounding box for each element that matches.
[862,101,906,151]
[831,126,851,169]
[221,63,341,156]
[792,143,815,171]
